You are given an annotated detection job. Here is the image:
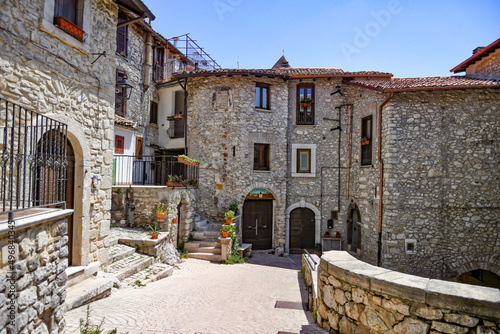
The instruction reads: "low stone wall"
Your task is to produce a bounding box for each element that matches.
[314,251,500,333]
[0,210,72,333]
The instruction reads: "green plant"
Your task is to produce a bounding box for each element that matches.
[113,188,121,194]
[177,240,185,253]
[300,97,314,104]
[134,280,145,287]
[156,202,168,214]
[79,305,117,334]
[220,224,236,238]
[180,250,189,259]
[314,243,322,252]
[112,283,118,289]
[168,175,173,182]
[222,239,246,264]
[225,210,235,219]
[229,202,238,212]
[149,224,161,234]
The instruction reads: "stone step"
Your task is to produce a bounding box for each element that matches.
[64,273,115,311]
[120,263,174,288]
[108,243,136,263]
[188,252,221,262]
[105,252,154,281]
[185,242,222,255]
[192,231,221,239]
[66,262,100,288]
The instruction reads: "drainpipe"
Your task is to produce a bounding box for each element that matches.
[177,78,189,154]
[377,92,393,267]
[346,105,352,198]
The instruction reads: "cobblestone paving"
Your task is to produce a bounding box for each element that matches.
[64,254,328,334]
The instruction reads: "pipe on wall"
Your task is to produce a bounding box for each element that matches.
[377,92,394,267]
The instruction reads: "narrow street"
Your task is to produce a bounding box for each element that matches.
[64,255,328,334]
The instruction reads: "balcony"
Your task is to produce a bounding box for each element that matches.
[112,155,199,187]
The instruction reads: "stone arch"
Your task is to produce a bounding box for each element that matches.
[285,199,321,254]
[346,201,362,251]
[239,182,280,207]
[448,254,500,280]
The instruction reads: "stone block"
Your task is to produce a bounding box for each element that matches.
[326,254,389,290]
[443,313,479,327]
[36,232,48,251]
[393,317,430,334]
[431,321,468,334]
[335,288,348,305]
[18,286,37,310]
[371,270,429,303]
[415,306,443,320]
[359,307,391,332]
[345,301,364,321]
[328,311,339,331]
[1,244,18,266]
[477,326,498,334]
[426,279,500,319]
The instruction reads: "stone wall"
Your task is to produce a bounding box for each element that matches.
[187,76,288,248]
[0,211,72,333]
[111,186,195,245]
[0,0,118,267]
[314,251,500,333]
[466,48,500,79]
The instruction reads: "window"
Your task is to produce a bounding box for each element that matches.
[253,144,270,171]
[291,144,316,177]
[54,0,79,25]
[405,239,417,254]
[135,137,143,158]
[115,135,124,154]
[116,15,128,57]
[297,84,315,125]
[361,115,372,165]
[297,149,311,173]
[115,70,127,117]
[150,102,158,124]
[256,83,270,109]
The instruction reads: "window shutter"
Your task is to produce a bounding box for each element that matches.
[115,135,124,154]
[116,17,128,57]
[115,70,126,117]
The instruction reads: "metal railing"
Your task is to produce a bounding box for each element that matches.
[113,155,199,187]
[1,98,68,214]
[297,108,314,125]
[304,249,318,270]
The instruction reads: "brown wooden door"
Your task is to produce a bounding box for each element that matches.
[290,208,315,253]
[243,200,273,250]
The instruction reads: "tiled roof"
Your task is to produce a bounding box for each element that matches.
[174,67,392,79]
[115,115,135,128]
[451,38,500,73]
[344,76,500,92]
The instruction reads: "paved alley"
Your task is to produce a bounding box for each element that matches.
[64,255,327,334]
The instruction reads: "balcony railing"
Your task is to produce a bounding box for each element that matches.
[113,155,199,187]
[1,98,68,214]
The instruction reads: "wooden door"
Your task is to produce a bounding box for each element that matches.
[290,208,315,253]
[243,200,273,250]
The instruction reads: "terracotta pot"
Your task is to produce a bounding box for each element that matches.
[151,233,159,239]
[301,102,310,107]
[221,231,229,238]
[54,16,85,40]
[157,213,166,221]
[167,182,173,187]
[225,218,233,225]
[172,218,178,224]
[177,157,184,163]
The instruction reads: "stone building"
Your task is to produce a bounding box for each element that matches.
[174,38,500,283]
[0,0,154,332]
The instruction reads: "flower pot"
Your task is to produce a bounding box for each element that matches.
[54,16,85,41]
[151,233,159,239]
[301,103,310,107]
[225,218,233,225]
[361,140,370,146]
[172,218,178,224]
[167,182,173,187]
[177,157,184,163]
[221,231,229,238]
[172,182,184,187]
[157,213,166,222]
[174,114,182,119]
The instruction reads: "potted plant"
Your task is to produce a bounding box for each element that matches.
[173,175,184,187]
[149,224,160,239]
[220,224,235,238]
[229,202,238,216]
[314,243,322,256]
[300,97,314,107]
[361,136,370,145]
[172,218,178,224]
[167,175,173,187]
[156,202,168,221]
[225,210,235,225]
[177,155,188,163]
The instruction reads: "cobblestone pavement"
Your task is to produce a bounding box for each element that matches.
[64,254,328,334]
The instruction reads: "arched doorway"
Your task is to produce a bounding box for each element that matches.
[36,131,75,264]
[289,207,315,254]
[347,203,361,251]
[243,189,274,250]
[454,269,500,289]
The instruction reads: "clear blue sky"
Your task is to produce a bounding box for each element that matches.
[144,0,500,78]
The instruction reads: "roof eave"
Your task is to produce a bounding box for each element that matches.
[450,38,500,74]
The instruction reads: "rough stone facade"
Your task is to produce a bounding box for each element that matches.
[466,48,500,79]
[0,212,71,333]
[312,251,500,333]
[0,0,118,268]
[111,186,196,246]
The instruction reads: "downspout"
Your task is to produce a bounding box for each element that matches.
[346,105,352,198]
[377,92,393,266]
[177,78,189,154]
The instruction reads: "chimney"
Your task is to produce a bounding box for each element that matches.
[473,46,485,55]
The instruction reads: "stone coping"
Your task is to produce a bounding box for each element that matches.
[320,251,500,320]
[0,208,73,235]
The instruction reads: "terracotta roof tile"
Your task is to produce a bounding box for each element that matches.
[344,76,500,92]
[115,115,135,128]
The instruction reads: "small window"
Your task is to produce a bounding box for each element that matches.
[116,15,128,57]
[256,83,270,109]
[54,0,79,25]
[150,101,158,124]
[297,84,315,125]
[361,115,372,165]
[115,70,127,117]
[135,137,143,158]
[297,149,311,173]
[253,143,270,171]
[115,135,124,154]
[405,239,417,254]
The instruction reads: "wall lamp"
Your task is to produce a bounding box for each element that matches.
[116,78,134,100]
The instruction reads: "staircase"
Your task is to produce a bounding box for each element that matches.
[185,214,223,262]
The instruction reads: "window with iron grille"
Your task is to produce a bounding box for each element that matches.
[254,143,270,171]
[256,83,270,109]
[115,70,127,117]
[361,115,372,166]
[297,84,315,125]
